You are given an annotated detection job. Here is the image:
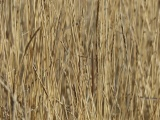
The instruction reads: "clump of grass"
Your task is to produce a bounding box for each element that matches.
[0,0,160,119]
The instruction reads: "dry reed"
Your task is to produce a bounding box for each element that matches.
[0,0,160,119]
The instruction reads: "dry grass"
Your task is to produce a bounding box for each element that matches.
[0,0,160,119]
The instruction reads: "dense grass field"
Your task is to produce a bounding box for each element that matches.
[0,0,160,119]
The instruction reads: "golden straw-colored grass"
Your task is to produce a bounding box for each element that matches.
[0,0,160,119]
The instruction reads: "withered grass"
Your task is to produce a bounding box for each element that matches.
[0,0,160,119]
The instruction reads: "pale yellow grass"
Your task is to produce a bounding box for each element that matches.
[0,0,160,120]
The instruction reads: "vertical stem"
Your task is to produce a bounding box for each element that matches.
[91,50,94,96]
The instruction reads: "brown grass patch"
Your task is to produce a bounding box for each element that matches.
[0,0,160,119]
